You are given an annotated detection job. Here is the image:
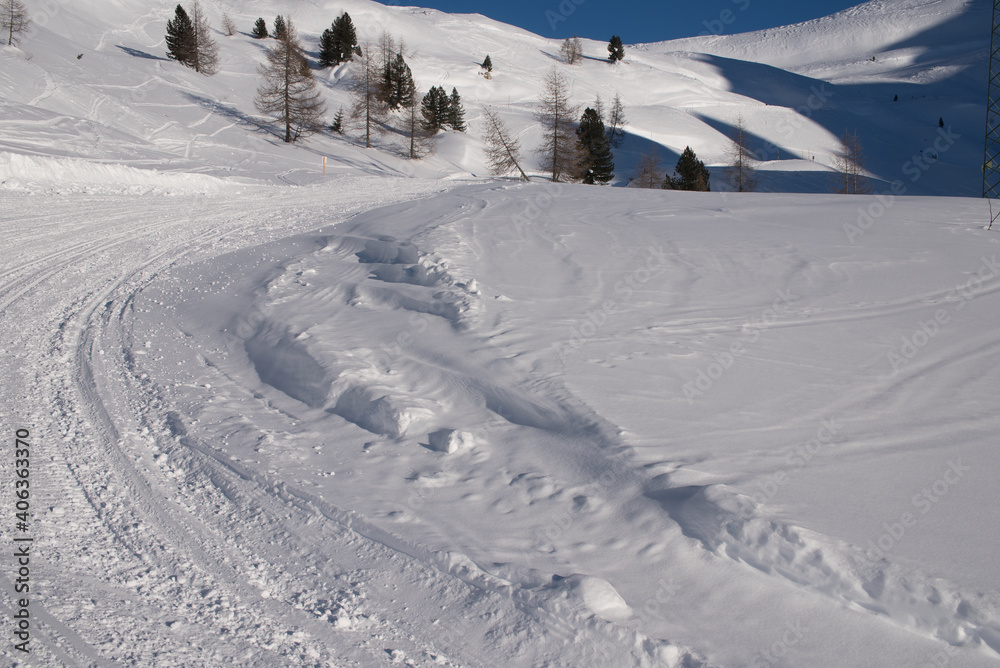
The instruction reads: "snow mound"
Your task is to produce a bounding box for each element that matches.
[426,428,475,454]
[0,151,232,193]
[551,573,634,623]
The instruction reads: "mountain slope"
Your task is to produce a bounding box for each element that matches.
[0,0,988,195]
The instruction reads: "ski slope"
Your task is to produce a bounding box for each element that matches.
[3,175,999,666]
[1,0,998,666]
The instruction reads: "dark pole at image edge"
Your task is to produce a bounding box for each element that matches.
[983,0,1000,230]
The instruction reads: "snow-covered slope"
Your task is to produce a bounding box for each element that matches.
[4,175,1000,667]
[0,0,988,195]
[1,1,998,666]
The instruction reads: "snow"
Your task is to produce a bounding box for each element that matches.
[1,0,998,666]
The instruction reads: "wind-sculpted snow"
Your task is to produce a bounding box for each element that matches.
[51,181,990,667]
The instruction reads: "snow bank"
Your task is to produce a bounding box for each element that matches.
[0,151,232,193]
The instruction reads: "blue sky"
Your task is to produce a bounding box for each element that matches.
[378,0,865,44]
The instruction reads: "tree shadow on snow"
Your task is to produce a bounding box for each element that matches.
[116,45,168,61]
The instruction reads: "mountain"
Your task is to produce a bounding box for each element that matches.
[0,0,988,195]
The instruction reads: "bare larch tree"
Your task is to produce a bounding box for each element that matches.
[536,67,579,182]
[482,107,529,181]
[348,42,389,148]
[833,128,871,194]
[254,18,326,143]
[1,0,30,47]
[727,114,759,192]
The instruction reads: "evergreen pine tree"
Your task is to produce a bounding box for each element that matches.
[421,87,448,134]
[575,107,614,185]
[939,116,944,128]
[165,5,195,65]
[319,29,336,67]
[384,52,415,111]
[331,107,345,134]
[674,147,710,191]
[481,55,493,79]
[252,18,268,39]
[448,88,466,132]
[331,12,359,64]
[607,35,625,63]
[273,15,287,41]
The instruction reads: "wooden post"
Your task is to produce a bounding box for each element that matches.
[323,156,326,175]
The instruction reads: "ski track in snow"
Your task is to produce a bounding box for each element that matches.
[0,181,708,667]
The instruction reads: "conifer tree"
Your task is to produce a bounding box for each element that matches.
[383,52,415,111]
[252,18,268,39]
[481,55,493,78]
[421,86,452,134]
[575,107,614,184]
[165,5,195,65]
[273,15,287,41]
[1,0,30,47]
[255,19,326,143]
[482,107,529,181]
[331,107,345,134]
[319,27,337,68]
[329,12,359,65]
[536,67,579,182]
[607,35,625,63]
[673,147,711,191]
[448,88,466,132]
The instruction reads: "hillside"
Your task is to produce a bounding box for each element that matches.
[0,0,988,195]
[2,2,999,667]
